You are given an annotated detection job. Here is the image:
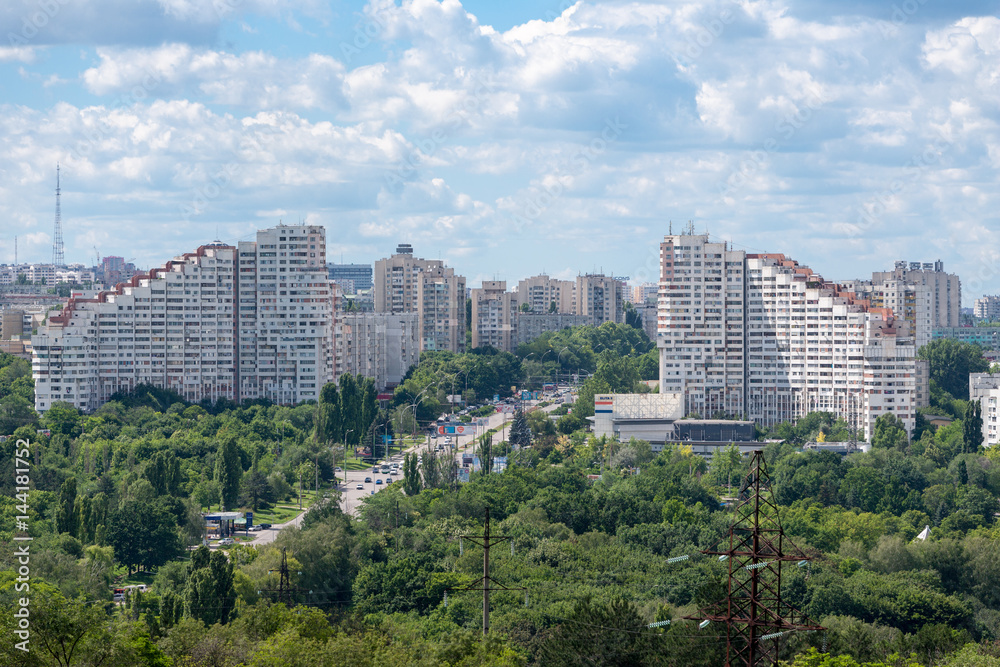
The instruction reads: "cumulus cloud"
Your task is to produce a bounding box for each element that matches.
[3,0,1000,295]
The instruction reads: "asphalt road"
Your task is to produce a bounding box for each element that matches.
[248,396,573,546]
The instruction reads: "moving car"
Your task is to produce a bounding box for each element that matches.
[356,483,364,490]
[386,478,393,484]
[219,538,235,546]
[259,523,272,530]
[248,525,262,532]
[364,477,372,483]
[375,479,383,485]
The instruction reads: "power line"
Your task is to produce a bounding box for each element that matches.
[446,506,524,636]
[684,450,823,667]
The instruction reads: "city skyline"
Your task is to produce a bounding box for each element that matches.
[2,0,999,300]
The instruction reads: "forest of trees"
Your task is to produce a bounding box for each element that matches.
[3,339,1000,665]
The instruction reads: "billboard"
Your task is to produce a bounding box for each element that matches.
[437,424,467,435]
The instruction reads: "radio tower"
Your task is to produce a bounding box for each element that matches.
[52,164,65,266]
[685,451,822,666]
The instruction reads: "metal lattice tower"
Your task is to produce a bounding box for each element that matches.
[685,450,822,666]
[52,164,65,266]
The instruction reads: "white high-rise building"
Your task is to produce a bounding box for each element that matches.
[33,225,333,412]
[974,296,1000,322]
[334,312,419,390]
[471,280,517,351]
[374,244,466,352]
[872,260,960,328]
[658,233,918,441]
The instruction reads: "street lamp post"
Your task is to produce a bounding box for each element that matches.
[557,346,570,385]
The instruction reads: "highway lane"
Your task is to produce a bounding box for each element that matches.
[250,395,573,546]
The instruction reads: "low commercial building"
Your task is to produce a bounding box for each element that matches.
[591,393,759,456]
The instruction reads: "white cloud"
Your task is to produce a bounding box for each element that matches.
[3,0,1000,294]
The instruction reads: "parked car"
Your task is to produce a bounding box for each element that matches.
[219,538,235,546]
[334,467,342,472]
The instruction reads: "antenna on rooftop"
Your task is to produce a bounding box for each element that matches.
[52,164,65,266]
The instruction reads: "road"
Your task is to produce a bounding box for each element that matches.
[249,396,573,546]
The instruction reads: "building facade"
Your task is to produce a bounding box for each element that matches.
[933,326,1000,350]
[470,280,517,351]
[974,296,1000,322]
[658,233,919,442]
[513,313,592,346]
[33,225,333,412]
[328,263,373,294]
[374,244,466,352]
[872,260,960,328]
[515,275,575,314]
[334,312,419,390]
[575,274,623,325]
[970,373,1000,447]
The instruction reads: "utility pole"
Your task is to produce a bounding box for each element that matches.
[449,507,523,635]
[261,548,304,607]
[685,451,822,666]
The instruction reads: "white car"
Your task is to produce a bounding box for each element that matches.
[248,525,262,532]
[218,538,235,546]
[356,483,364,490]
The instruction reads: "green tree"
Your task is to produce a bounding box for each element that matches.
[963,399,983,454]
[107,499,182,575]
[56,476,79,536]
[0,394,38,435]
[871,413,908,449]
[509,408,531,449]
[918,339,989,400]
[43,400,82,437]
[215,436,242,510]
[185,545,236,625]
[239,468,274,512]
[315,381,343,446]
[539,597,664,666]
[403,452,421,496]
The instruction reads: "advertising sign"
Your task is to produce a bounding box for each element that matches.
[437,425,467,435]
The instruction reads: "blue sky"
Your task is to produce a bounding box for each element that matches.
[2,0,1000,301]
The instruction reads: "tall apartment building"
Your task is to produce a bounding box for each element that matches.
[33,224,333,412]
[515,275,575,314]
[334,312,419,390]
[844,278,933,351]
[235,225,333,404]
[328,263,373,294]
[658,234,918,441]
[872,260,960,328]
[975,295,1000,322]
[575,274,623,325]
[470,280,517,351]
[374,244,466,352]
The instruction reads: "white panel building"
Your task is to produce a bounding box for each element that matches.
[334,312,419,390]
[33,225,333,412]
[657,233,919,442]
